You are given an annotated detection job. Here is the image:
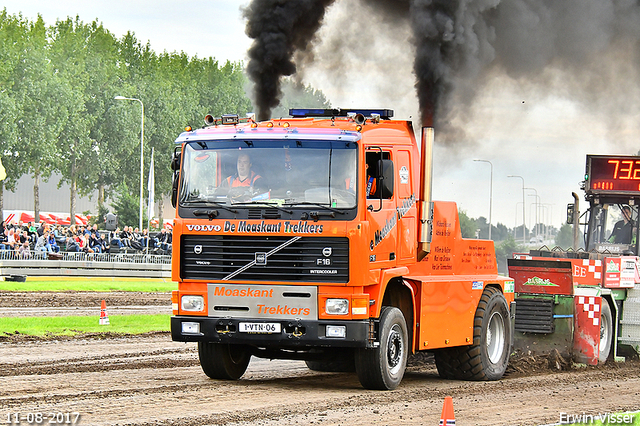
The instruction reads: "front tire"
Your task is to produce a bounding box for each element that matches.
[599,301,613,363]
[355,306,408,390]
[435,286,511,380]
[198,342,251,380]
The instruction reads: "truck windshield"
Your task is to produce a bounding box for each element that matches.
[179,140,357,209]
[587,203,638,253]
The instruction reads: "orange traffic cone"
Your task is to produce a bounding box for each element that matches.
[439,396,455,426]
[99,300,110,325]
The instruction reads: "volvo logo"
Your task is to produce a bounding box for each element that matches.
[194,245,202,255]
[255,252,267,265]
[186,224,222,232]
[322,247,332,257]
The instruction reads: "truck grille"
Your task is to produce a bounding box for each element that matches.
[180,235,349,282]
[514,298,555,334]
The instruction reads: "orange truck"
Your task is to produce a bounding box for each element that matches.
[170,108,515,390]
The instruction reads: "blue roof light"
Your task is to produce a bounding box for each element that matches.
[289,108,394,119]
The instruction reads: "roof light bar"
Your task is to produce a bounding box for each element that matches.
[289,108,394,120]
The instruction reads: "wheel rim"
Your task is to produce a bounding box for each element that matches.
[486,311,506,364]
[386,324,404,375]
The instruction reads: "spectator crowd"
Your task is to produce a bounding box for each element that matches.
[0,220,172,259]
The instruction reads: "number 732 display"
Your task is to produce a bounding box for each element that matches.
[586,155,640,194]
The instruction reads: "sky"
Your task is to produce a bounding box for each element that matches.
[3,0,638,234]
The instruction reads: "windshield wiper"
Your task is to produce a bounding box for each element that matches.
[230,202,293,215]
[193,209,219,220]
[282,201,345,215]
[182,200,238,213]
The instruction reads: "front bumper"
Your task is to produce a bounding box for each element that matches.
[171,316,369,348]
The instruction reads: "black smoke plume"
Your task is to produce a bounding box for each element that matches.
[244,0,336,121]
[246,0,640,137]
[243,0,475,126]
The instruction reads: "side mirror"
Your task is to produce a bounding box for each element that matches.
[171,150,181,208]
[171,171,179,208]
[379,159,394,199]
[171,151,181,171]
[567,203,574,225]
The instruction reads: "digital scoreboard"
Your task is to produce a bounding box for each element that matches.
[586,155,640,195]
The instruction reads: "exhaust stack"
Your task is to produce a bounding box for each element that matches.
[418,127,434,260]
[572,192,580,250]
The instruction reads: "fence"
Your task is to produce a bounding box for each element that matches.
[0,250,172,278]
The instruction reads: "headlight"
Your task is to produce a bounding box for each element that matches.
[181,295,204,311]
[326,325,346,338]
[325,298,349,315]
[181,322,200,334]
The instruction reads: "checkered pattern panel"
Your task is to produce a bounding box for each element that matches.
[582,259,602,280]
[577,296,600,326]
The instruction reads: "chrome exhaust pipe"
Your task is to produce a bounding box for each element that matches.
[418,127,434,261]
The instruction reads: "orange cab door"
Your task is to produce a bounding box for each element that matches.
[365,149,397,269]
[395,149,417,262]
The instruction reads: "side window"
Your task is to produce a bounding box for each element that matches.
[365,150,392,199]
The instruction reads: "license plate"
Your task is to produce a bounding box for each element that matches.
[239,322,281,334]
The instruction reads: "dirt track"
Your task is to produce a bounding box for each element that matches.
[1,292,640,426]
[0,291,171,308]
[0,291,171,317]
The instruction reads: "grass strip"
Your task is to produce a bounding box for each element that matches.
[0,277,175,292]
[0,314,170,336]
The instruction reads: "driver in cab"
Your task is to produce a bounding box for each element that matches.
[219,152,266,201]
[608,205,635,244]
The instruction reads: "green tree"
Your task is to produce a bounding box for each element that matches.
[474,216,489,239]
[458,209,477,238]
[555,223,574,249]
[494,236,524,275]
[49,17,97,225]
[13,16,67,222]
[111,182,145,228]
[0,10,23,211]
[0,90,18,210]
[493,222,510,242]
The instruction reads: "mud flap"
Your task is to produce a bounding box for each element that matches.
[573,287,601,365]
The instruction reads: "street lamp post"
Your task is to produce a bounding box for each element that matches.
[115,96,144,231]
[474,159,493,240]
[543,203,554,241]
[514,202,524,239]
[528,201,538,240]
[525,187,539,238]
[508,175,526,244]
[538,204,549,241]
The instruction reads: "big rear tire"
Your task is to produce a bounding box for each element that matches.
[355,306,408,390]
[599,301,613,363]
[435,286,511,380]
[198,342,251,380]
